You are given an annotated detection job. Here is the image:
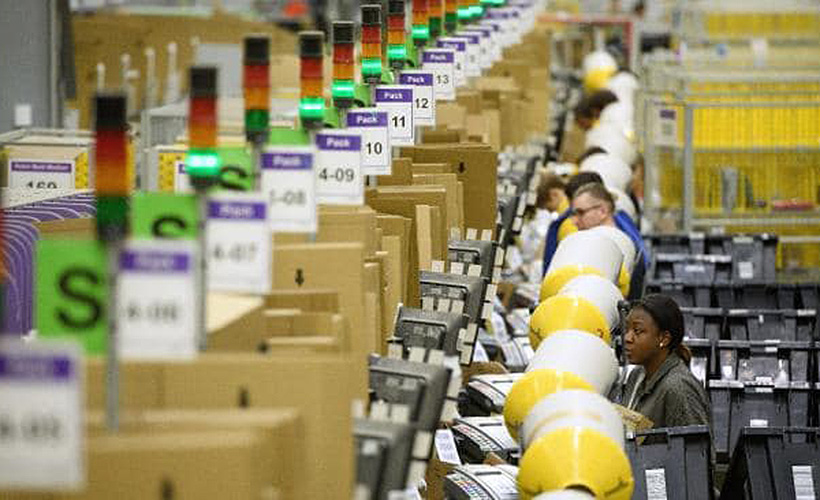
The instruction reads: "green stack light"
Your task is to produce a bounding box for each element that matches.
[387,0,407,70]
[332,21,356,108]
[361,5,383,84]
[186,66,221,182]
[298,31,326,126]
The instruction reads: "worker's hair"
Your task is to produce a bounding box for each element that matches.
[572,182,616,214]
[536,173,567,208]
[564,171,604,199]
[574,90,619,120]
[631,294,692,365]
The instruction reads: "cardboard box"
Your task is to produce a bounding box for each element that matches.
[372,249,399,345]
[413,173,464,233]
[400,144,498,231]
[376,216,412,304]
[377,157,414,186]
[422,128,465,144]
[271,243,371,395]
[161,354,355,499]
[363,261,383,353]
[435,102,467,129]
[85,408,302,499]
[273,206,379,258]
[456,90,484,114]
[86,360,165,411]
[207,293,266,351]
[262,289,340,313]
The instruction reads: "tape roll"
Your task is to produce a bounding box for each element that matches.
[527,330,618,395]
[610,187,637,223]
[579,153,632,194]
[503,369,593,440]
[542,230,623,300]
[585,122,637,166]
[521,390,625,449]
[557,275,622,330]
[529,294,612,349]
[519,427,634,500]
[533,490,596,500]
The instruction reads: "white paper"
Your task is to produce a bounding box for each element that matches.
[261,146,318,233]
[315,130,364,205]
[8,159,75,190]
[434,429,462,465]
[0,340,84,490]
[345,108,392,175]
[206,192,272,294]
[118,240,198,359]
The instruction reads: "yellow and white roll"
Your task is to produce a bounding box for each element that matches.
[582,50,617,92]
[520,390,625,450]
[599,102,635,137]
[529,295,612,348]
[502,368,594,440]
[610,187,637,223]
[579,153,633,193]
[519,427,633,500]
[588,226,636,297]
[527,330,618,394]
[541,230,623,301]
[533,491,595,500]
[585,122,637,166]
[606,71,640,110]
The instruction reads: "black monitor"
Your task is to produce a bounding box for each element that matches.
[354,417,415,498]
[420,270,488,324]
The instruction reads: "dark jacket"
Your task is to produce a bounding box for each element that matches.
[623,352,711,429]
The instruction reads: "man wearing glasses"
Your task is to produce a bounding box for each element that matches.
[570,182,648,299]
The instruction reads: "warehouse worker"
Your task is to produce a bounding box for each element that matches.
[574,90,620,131]
[569,182,647,299]
[622,294,712,429]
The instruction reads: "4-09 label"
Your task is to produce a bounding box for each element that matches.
[315,131,363,205]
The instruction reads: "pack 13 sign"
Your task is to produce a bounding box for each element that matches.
[422,50,456,101]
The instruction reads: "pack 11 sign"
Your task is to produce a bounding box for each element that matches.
[374,86,415,146]
[117,240,198,359]
[0,340,84,490]
[315,131,364,205]
[261,146,318,233]
[398,71,436,127]
[206,193,272,294]
[421,50,456,101]
[346,109,392,175]
[8,159,75,189]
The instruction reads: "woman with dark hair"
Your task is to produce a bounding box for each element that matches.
[622,294,711,428]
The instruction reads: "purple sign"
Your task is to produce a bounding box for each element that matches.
[178,163,187,173]
[465,28,491,38]
[399,73,434,86]
[485,11,510,19]
[375,88,413,103]
[346,111,389,128]
[660,109,677,119]
[316,133,362,151]
[0,353,73,381]
[479,21,502,31]
[453,34,480,44]
[10,161,73,173]
[208,200,267,220]
[261,152,313,170]
[120,250,191,273]
[437,39,466,52]
[423,51,455,64]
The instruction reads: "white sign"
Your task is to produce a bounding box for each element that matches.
[479,21,505,61]
[118,240,198,360]
[374,86,415,146]
[174,160,192,193]
[0,340,84,490]
[435,39,467,86]
[346,109,392,176]
[399,71,436,127]
[434,429,462,465]
[421,49,456,101]
[462,28,493,69]
[206,193,272,294]
[655,108,678,146]
[261,146,317,233]
[8,159,75,190]
[315,131,364,205]
[451,33,481,77]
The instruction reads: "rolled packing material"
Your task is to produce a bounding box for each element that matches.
[520,390,625,450]
[527,330,618,395]
[599,102,635,138]
[541,230,623,300]
[533,490,596,500]
[579,153,633,193]
[610,187,637,223]
[529,295,611,349]
[587,226,636,297]
[582,50,617,92]
[518,428,634,500]
[502,368,594,440]
[558,274,622,330]
[605,72,640,110]
[585,122,637,166]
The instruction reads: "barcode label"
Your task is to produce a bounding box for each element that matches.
[738,261,754,279]
[645,468,668,500]
[750,419,769,427]
[655,108,678,146]
[792,465,816,500]
[434,429,462,465]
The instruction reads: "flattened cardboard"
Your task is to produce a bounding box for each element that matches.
[376,215,412,304]
[422,128,464,144]
[435,102,467,129]
[377,157,413,186]
[86,359,165,410]
[400,144,497,231]
[380,237,403,332]
[263,289,340,313]
[207,293,266,351]
[413,172,464,232]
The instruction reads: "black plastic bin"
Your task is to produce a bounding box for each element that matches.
[714,282,797,310]
[645,282,712,308]
[720,427,820,500]
[626,426,714,500]
[723,309,817,342]
[715,340,813,384]
[682,307,725,341]
[650,253,733,285]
